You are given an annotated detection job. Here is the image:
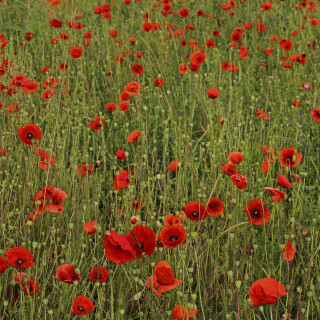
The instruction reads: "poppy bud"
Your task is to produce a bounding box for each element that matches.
[131,216,138,224]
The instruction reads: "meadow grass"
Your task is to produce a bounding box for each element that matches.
[0,0,320,319]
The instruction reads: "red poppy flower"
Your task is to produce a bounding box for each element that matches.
[212,30,220,37]
[50,19,62,28]
[23,280,38,296]
[124,81,141,95]
[179,8,189,17]
[205,39,215,49]
[154,78,164,87]
[118,92,131,102]
[190,51,206,66]
[245,199,270,225]
[206,198,224,216]
[256,23,266,32]
[116,150,126,160]
[5,247,35,269]
[146,261,182,296]
[56,264,82,284]
[282,62,293,69]
[168,159,181,171]
[282,242,296,261]
[32,190,47,215]
[178,62,189,75]
[35,147,55,170]
[105,102,116,111]
[128,225,156,258]
[184,202,208,221]
[310,18,319,26]
[83,38,90,46]
[262,145,276,162]
[69,45,83,59]
[164,214,181,226]
[42,88,54,100]
[132,200,142,210]
[278,147,302,168]
[77,164,94,177]
[261,160,270,174]
[89,266,109,283]
[231,174,248,191]
[221,163,239,176]
[131,64,144,76]
[311,109,320,122]
[25,32,33,41]
[249,278,287,307]
[82,221,98,235]
[7,104,18,114]
[103,230,136,264]
[207,88,220,99]
[239,45,249,59]
[71,296,94,315]
[256,108,269,120]
[22,80,39,94]
[277,173,293,189]
[0,148,7,156]
[60,63,68,70]
[46,187,67,213]
[119,101,130,111]
[259,2,272,10]
[18,124,41,145]
[228,152,244,164]
[263,187,285,203]
[159,224,187,248]
[113,169,132,191]
[142,22,153,32]
[127,130,141,143]
[280,40,293,51]
[172,305,199,320]
[89,117,105,131]
[13,272,28,285]
[0,256,8,274]
[243,22,252,29]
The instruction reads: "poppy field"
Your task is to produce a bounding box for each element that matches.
[1,0,320,319]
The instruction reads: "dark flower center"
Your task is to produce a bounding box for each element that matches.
[77,306,85,312]
[191,211,199,218]
[251,209,260,217]
[94,273,101,280]
[26,132,34,140]
[15,258,25,266]
[209,204,217,210]
[157,240,163,246]
[133,136,138,140]
[168,234,179,242]
[285,155,293,161]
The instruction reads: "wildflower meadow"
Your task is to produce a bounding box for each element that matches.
[0,0,320,319]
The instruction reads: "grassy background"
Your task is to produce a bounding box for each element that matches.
[0,0,320,319]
